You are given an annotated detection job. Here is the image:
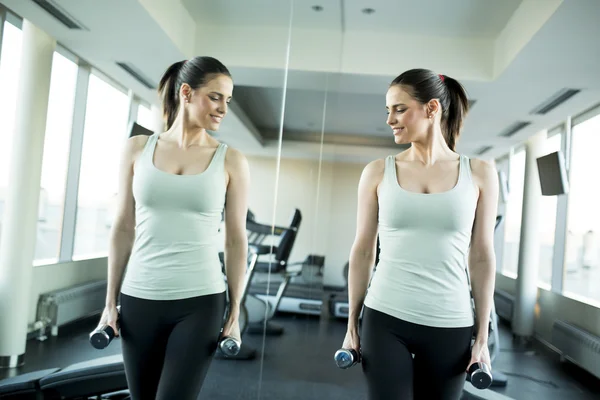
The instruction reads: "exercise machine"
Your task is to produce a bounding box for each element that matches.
[244,209,303,335]
[246,209,329,319]
[251,254,325,317]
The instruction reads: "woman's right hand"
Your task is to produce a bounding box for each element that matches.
[342,325,361,361]
[98,305,120,337]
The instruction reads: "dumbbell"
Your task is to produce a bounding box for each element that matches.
[89,306,120,350]
[334,348,360,369]
[219,337,241,357]
[468,362,493,389]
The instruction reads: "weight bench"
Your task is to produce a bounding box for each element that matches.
[0,368,58,399]
[0,354,128,400]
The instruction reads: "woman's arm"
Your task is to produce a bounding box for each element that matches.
[223,148,250,318]
[105,136,146,308]
[469,159,499,344]
[347,159,384,330]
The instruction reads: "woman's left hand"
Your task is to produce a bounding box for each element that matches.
[467,339,492,372]
[221,316,241,343]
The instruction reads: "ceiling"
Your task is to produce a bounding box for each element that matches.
[2,0,600,164]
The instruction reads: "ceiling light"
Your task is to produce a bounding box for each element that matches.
[312,5,323,12]
[362,8,375,14]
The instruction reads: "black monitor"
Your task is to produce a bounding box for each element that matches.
[536,150,569,196]
[129,121,154,138]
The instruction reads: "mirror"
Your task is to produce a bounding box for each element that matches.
[0,0,292,399]
[180,0,297,398]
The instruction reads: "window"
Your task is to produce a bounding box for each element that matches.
[564,112,600,306]
[537,133,562,287]
[73,73,130,259]
[136,103,155,132]
[0,21,22,248]
[34,52,79,263]
[502,149,526,277]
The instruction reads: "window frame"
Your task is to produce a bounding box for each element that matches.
[559,108,600,305]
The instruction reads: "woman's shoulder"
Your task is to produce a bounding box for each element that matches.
[124,134,152,159]
[359,158,386,188]
[222,144,249,176]
[466,157,497,188]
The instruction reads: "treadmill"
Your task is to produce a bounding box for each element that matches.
[246,209,327,316]
[251,254,326,316]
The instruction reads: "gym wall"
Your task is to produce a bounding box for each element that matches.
[245,155,366,288]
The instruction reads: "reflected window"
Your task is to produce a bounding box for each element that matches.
[136,103,155,132]
[564,113,600,306]
[73,73,129,259]
[502,149,526,277]
[0,22,22,248]
[35,52,78,263]
[537,133,562,287]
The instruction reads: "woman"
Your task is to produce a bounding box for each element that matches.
[96,56,250,399]
[342,68,498,399]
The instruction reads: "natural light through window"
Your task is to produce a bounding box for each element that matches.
[136,103,154,132]
[34,52,78,263]
[564,113,600,306]
[73,73,129,259]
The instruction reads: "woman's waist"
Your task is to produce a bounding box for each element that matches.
[128,243,221,267]
[125,256,223,280]
[366,276,473,313]
[374,259,469,285]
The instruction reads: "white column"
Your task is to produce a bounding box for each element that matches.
[512,130,546,338]
[150,103,165,133]
[0,20,55,368]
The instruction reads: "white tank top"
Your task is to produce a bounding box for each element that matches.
[364,154,477,328]
[120,133,228,300]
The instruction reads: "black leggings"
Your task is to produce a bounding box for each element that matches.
[361,307,474,400]
[119,291,226,400]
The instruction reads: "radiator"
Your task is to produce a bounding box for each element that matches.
[494,289,514,323]
[34,280,107,340]
[551,320,600,379]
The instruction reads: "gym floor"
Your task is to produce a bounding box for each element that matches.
[1,300,599,400]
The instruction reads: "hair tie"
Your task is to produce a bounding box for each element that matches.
[439,74,445,82]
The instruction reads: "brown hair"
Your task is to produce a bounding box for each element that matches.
[157,56,231,130]
[390,68,469,151]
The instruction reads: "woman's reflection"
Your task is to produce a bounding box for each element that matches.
[97,56,250,399]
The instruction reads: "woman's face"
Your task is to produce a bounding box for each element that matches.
[385,85,432,145]
[185,74,233,131]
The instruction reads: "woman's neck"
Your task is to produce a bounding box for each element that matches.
[407,127,455,166]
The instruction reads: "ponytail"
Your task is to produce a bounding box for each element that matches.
[440,75,469,151]
[157,56,232,131]
[390,69,470,151]
[158,60,185,131]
